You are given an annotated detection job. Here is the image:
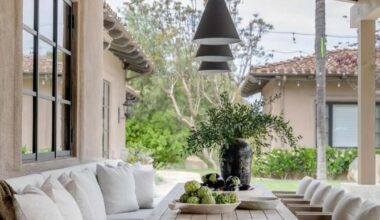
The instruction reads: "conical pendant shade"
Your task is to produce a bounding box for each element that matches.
[195,45,234,62]
[193,0,241,45]
[199,62,230,73]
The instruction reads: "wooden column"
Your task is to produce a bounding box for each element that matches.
[358,19,376,185]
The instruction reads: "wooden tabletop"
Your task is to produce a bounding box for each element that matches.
[147,183,298,220]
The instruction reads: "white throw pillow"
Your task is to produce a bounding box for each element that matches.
[355,201,380,220]
[70,169,107,220]
[15,185,64,220]
[322,188,345,212]
[132,164,155,208]
[310,184,331,206]
[303,180,320,200]
[332,193,362,220]
[58,173,96,220]
[296,176,313,195]
[97,164,139,214]
[41,176,83,220]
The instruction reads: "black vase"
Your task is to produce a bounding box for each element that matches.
[220,139,253,185]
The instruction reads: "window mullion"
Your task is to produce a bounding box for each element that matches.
[33,0,39,161]
[52,0,58,157]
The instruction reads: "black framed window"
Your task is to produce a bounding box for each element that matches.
[22,0,73,161]
[327,103,380,148]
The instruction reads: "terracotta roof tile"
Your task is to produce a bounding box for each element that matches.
[250,49,369,76]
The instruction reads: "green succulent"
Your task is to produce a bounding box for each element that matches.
[187,196,200,204]
[209,173,218,184]
[201,195,216,204]
[184,181,201,193]
[197,186,212,198]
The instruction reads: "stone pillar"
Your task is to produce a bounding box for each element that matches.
[358,19,376,185]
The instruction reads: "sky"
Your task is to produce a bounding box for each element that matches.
[106,0,358,64]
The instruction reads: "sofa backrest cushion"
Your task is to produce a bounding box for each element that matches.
[6,174,45,194]
[41,176,83,220]
[131,163,155,209]
[15,185,64,220]
[70,169,107,220]
[97,164,139,214]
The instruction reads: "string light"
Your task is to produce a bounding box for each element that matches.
[337,81,341,88]
[258,80,262,86]
[277,81,281,87]
[42,80,46,86]
[297,81,300,87]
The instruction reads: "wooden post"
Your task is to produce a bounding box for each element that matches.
[358,19,376,185]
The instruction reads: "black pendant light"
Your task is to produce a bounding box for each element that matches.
[195,45,234,62]
[199,62,230,73]
[193,0,241,45]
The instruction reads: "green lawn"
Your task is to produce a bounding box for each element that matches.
[174,169,346,191]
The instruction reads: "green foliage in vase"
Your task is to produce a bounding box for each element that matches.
[186,92,300,154]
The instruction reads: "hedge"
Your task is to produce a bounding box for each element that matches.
[252,147,361,179]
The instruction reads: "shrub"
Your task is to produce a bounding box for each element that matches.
[253,147,359,179]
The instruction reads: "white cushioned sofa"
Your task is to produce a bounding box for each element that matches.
[5,160,162,220]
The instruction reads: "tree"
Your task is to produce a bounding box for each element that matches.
[121,0,272,168]
[315,0,327,180]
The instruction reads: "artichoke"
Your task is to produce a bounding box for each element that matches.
[179,193,190,203]
[226,176,241,186]
[215,194,230,204]
[197,186,212,198]
[187,196,200,204]
[201,195,216,204]
[227,192,239,203]
[184,181,201,193]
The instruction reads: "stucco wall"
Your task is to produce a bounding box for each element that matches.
[262,79,360,148]
[103,51,127,160]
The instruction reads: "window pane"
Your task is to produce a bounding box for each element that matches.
[39,0,54,40]
[38,99,52,153]
[57,50,69,99]
[57,104,70,151]
[23,0,34,28]
[22,95,33,154]
[38,40,53,96]
[23,31,34,90]
[58,0,71,49]
[332,105,357,147]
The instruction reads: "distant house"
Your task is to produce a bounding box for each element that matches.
[240,49,380,148]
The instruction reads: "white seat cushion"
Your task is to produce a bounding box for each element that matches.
[310,184,331,206]
[303,180,320,200]
[332,193,362,220]
[97,164,139,214]
[106,209,153,220]
[322,187,345,212]
[41,176,83,220]
[15,185,64,220]
[71,169,107,220]
[132,164,155,209]
[355,200,380,220]
[58,173,96,220]
[296,176,313,195]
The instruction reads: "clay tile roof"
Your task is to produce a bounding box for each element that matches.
[250,49,368,76]
[23,54,63,74]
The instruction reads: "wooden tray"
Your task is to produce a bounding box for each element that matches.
[169,200,240,214]
[238,197,280,210]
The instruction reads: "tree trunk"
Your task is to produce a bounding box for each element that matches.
[315,0,327,180]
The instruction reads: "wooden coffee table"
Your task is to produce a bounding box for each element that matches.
[147,183,298,220]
